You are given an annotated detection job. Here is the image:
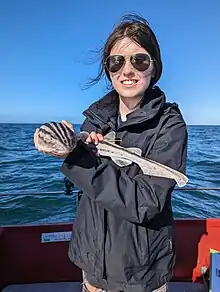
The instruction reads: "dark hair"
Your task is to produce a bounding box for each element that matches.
[85,13,162,89]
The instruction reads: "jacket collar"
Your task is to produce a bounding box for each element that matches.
[83,86,166,131]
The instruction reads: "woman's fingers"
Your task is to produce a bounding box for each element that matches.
[97,133,104,142]
[86,132,104,145]
[90,132,98,145]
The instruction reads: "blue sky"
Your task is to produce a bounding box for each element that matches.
[0,1,219,125]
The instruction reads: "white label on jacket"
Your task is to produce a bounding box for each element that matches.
[41,231,72,243]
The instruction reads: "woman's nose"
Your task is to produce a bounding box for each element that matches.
[122,59,135,77]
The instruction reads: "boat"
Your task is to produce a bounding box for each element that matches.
[1,185,220,292]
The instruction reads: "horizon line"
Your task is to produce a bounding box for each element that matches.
[0,122,220,126]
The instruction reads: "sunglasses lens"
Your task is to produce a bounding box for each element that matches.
[105,55,125,73]
[131,54,151,71]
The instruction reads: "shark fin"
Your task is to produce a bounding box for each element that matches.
[112,157,132,167]
[127,147,142,156]
[111,147,142,167]
[104,131,116,141]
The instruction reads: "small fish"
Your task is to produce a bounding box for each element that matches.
[34,120,188,187]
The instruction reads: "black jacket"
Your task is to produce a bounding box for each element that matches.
[60,86,188,292]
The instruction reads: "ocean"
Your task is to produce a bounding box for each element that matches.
[0,123,220,226]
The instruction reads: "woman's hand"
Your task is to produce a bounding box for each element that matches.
[84,132,104,157]
[85,132,104,145]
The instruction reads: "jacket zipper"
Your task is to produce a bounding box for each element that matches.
[103,208,107,279]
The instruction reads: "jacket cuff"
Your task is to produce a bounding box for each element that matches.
[60,141,108,196]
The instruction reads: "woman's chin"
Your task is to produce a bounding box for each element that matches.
[117,87,145,99]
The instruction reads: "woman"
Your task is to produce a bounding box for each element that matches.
[61,13,188,292]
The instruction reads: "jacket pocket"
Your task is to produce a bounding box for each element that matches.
[68,195,99,275]
[122,224,151,281]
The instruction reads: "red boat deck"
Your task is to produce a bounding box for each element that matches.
[1,218,220,291]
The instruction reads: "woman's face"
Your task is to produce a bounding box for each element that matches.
[107,37,154,100]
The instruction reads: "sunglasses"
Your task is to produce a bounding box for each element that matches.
[105,53,153,73]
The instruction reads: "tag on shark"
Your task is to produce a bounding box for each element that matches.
[103,131,142,167]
